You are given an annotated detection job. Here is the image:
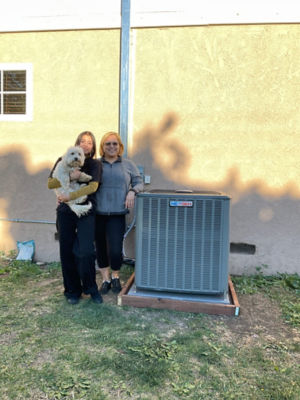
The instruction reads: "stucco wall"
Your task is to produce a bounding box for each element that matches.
[129,25,300,275]
[0,29,120,261]
[1,24,300,275]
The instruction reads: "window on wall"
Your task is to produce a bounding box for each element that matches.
[0,63,33,121]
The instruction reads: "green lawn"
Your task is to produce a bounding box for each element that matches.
[0,256,299,399]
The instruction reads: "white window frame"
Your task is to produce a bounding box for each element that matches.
[0,63,33,121]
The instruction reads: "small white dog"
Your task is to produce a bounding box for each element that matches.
[53,146,92,217]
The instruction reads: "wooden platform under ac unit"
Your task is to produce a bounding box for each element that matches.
[118,274,240,316]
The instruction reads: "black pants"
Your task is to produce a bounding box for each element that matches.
[57,208,98,298]
[95,214,126,271]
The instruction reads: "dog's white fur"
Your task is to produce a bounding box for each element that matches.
[53,146,92,217]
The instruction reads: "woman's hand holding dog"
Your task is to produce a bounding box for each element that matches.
[57,194,70,203]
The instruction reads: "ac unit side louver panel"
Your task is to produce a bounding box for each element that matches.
[135,192,230,295]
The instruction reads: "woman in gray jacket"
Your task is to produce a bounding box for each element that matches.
[95,131,143,294]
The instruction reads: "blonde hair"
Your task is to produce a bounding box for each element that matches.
[99,131,124,157]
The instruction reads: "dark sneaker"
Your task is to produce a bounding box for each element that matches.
[67,297,80,305]
[100,280,111,295]
[91,291,103,304]
[111,278,122,293]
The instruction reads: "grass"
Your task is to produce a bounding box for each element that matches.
[231,267,300,327]
[0,254,299,399]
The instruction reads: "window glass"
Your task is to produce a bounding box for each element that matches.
[4,70,26,91]
[0,64,32,121]
[4,94,26,114]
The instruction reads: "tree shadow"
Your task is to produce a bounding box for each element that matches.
[132,112,193,190]
[127,112,300,274]
[1,115,299,273]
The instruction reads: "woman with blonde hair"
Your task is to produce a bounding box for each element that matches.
[95,131,143,294]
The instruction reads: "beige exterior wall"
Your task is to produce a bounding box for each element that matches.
[130,25,300,275]
[1,24,300,275]
[0,29,120,261]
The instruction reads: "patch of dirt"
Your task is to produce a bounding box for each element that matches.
[112,271,299,347]
[212,292,300,346]
[36,278,61,287]
[95,273,123,305]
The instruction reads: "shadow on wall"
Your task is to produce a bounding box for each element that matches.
[1,115,300,272]
[132,112,300,198]
[0,145,56,255]
[133,112,192,190]
[129,112,300,274]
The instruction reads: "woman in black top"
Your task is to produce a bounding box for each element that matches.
[48,131,102,305]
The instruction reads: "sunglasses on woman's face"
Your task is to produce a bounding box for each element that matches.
[104,142,118,146]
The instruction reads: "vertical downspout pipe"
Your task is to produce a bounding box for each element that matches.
[119,0,131,157]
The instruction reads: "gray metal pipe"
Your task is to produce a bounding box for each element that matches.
[0,217,55,225]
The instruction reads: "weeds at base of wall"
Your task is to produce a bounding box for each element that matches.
[232,266,300,327]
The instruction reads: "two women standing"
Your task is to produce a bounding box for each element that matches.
[48,131,143,304]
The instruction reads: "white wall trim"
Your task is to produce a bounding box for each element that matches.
[0,1,300,33]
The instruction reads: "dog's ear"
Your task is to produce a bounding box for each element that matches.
[78,147,85,160]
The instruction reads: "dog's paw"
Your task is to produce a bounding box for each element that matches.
[78,172,92,183]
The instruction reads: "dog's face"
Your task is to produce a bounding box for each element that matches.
[64,146,85,168]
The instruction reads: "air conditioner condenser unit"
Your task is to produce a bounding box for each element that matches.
[135,190,230,295]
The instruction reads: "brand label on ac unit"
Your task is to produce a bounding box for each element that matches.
[169,200,193,207]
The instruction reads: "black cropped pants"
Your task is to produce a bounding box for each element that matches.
[95,214,126,271]
[57,208,98,299]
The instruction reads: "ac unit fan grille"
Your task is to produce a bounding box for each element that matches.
[135,195,230,294]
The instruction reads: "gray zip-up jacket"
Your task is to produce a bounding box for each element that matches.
[95,157,143,215]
